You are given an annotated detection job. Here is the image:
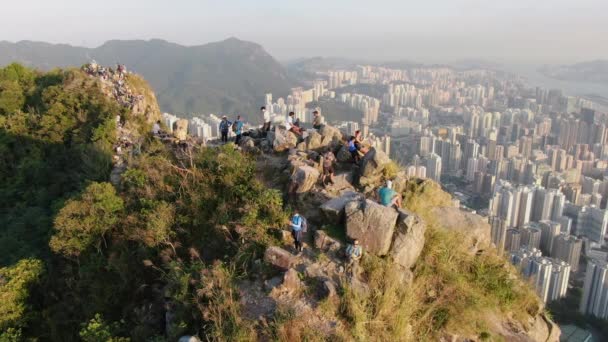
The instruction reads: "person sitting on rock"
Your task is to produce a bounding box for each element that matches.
[354,130,369,154]
[219,116,232,143]
[345,239,363,273]
[322,149,336,186]
[312,110,324,130]
[348,136,363,164]
[378,180,402,208]
[286,112,302,136]
[152,120,162,136]
[290,211,304,253]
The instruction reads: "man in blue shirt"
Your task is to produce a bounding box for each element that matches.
[232,115,244,145]
[378,180,402,208]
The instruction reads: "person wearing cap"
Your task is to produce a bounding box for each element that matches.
[219,116,232,143]
[378,180,402,208]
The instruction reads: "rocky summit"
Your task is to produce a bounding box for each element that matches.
[0,64,559,341]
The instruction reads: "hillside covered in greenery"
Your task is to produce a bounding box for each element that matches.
[1,64,556,341]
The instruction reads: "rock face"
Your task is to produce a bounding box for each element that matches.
[337,145,353,162]
[305,131,324,150]
[318,125,343,149]
[291,165,320,193]
[278,268,301,294]
[319,191,362,224]
[269,127,298,152]
[390,209,426,269]
[359,148,390,178]
[174,119,189,140]
[431,207,491,253]
[264,247,295,271]
[345,198,399,255]
[314,230,342,252]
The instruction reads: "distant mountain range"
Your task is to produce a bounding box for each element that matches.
[539,60,608,84]
[0,38,295,119]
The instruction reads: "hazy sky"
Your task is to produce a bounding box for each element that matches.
[2,0,607,63]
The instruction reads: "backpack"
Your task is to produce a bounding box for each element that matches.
[232,121,239,133]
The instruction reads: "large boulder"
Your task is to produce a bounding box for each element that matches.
[320,191,362,224]
[314,230,342,252]
[269,127,298,152]
[318,125,343,148]
[291,165,320,193]
[359,147,391,179]
[345,198,399,255]
[390,209,426,269]
[305,131,324,150]
[174,119,189,140]
[264,247,295,271]
[430,207,491,253]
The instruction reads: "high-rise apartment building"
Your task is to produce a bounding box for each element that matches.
[551,233,583,272]
[580,259,608,319]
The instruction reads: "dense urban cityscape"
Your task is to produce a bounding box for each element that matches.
[163,63,608,325]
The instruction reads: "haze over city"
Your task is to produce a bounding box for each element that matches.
[2,0,608,63]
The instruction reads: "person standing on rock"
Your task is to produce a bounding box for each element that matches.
[348,136,362,164]
[232,115,244,145]
[322,149,336,186]
[378,180,402,208]
[219,116,232,143]
[261,106,271,134]
[290,211,304,253]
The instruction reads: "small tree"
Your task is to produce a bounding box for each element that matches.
[50,182,124,257]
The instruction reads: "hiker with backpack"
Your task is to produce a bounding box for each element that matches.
[290,211,305,253]
[232,115,244,145]
[219,116,232,143]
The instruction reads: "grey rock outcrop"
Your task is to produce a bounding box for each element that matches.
[174,119,189,140]
[269,127,298,152]
[319,191,362,224]
[264,246,295,271]
[431,207,491,253]
[291,165,320,193]
[314,230,342,252]
[390,209,426,269]
[345,198,399,255]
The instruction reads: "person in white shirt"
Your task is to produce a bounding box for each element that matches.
[261,106,271,132]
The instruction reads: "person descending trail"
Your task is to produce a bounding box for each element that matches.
[232,115,244,145]
[219,116,232,143]
[378,180,402,208]
[290,211,305,253]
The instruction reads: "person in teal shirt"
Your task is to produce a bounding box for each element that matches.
[233,115,244,145]
[378,180,402,208]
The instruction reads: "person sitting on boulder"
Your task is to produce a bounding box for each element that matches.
[345,239,363,273]
[219,116,232,143]
[286,112,302,136]
[152,120,162,135]
[354,130,369,154]
[312,110,324,130]
[348,136,363,164]
[322,149,336,186]
[378,180,402,208]
[290,211,304,253]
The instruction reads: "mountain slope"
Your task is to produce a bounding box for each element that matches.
[0,38,295,119]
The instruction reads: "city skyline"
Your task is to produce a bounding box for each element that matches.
[2,0,608,63]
